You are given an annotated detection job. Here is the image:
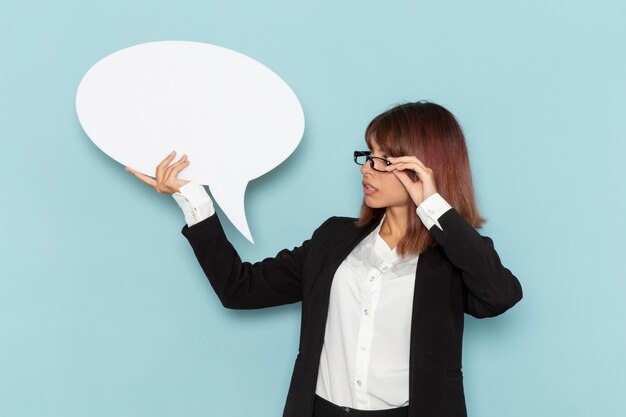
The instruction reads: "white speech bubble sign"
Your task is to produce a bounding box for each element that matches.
[76,41,305,242]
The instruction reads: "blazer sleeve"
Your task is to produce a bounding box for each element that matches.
[427,208,523,318]
[180,213,330,309]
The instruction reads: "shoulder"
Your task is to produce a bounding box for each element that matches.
[310,215,370,241]
[322,215,359,226]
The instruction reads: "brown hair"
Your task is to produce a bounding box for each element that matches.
[356,101,486,257]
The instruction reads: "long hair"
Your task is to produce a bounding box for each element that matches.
[356,101,486,257]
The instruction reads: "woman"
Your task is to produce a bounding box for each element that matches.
[126,101,522,417]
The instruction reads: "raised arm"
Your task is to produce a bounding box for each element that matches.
[180,213,329,309]
[426,206,523,318]
[388,155,522,319]
[125,150,330,310]
[416,193,522,318]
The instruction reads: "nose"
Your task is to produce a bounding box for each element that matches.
[360,161,373,176]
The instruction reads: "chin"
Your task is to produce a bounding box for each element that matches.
[363,196,386,209]
[364,195,411,210]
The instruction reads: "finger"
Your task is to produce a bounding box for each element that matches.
[392,169,416,190]
[156,151,177,178]
[160,156,188,194]
[167,157,190,179]
[387,162,433,183]
[393,170,425,206]
[163,155,188,182]
[125,166,157,188]
[156,152,180,192]
[387,156,427,169]
[385,161,420,172]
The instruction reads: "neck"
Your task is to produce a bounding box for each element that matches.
[380,205,408,239]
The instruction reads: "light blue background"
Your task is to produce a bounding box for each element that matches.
[1,1,625,416]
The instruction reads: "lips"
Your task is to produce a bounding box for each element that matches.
[362,181,378,195]
[362,181,377,190]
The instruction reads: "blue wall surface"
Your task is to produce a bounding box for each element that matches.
[1,1,625,416]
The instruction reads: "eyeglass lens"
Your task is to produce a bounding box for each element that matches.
[354,154,389,171]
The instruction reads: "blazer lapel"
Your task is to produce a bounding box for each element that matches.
[320,219,379,289]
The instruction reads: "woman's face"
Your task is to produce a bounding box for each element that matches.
[360,138,411,209]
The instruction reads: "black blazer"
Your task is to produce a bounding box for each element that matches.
[181,207,522,417]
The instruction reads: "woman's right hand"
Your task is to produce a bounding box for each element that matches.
[125,151,190,194]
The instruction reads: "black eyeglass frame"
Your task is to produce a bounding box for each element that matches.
[353,151,392,172]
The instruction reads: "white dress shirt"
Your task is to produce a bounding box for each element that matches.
[172,182,452,410]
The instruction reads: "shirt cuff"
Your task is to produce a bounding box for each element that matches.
[172,181,215,227]
[416,193,452,231]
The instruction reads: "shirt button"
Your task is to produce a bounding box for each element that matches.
[381,265,388,271]
[428,209,435,215]
[364,308,369,315]
[356,379,362,386]
[360,345,366,351]
[369,276,375,281]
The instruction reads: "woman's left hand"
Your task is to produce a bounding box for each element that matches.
[385,156,438,206]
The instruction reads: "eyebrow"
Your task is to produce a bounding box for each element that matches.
[368,142,389,157]
[369,148,389,158]
[372,148,390,158]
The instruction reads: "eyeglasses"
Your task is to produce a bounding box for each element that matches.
[353,151,392,172]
